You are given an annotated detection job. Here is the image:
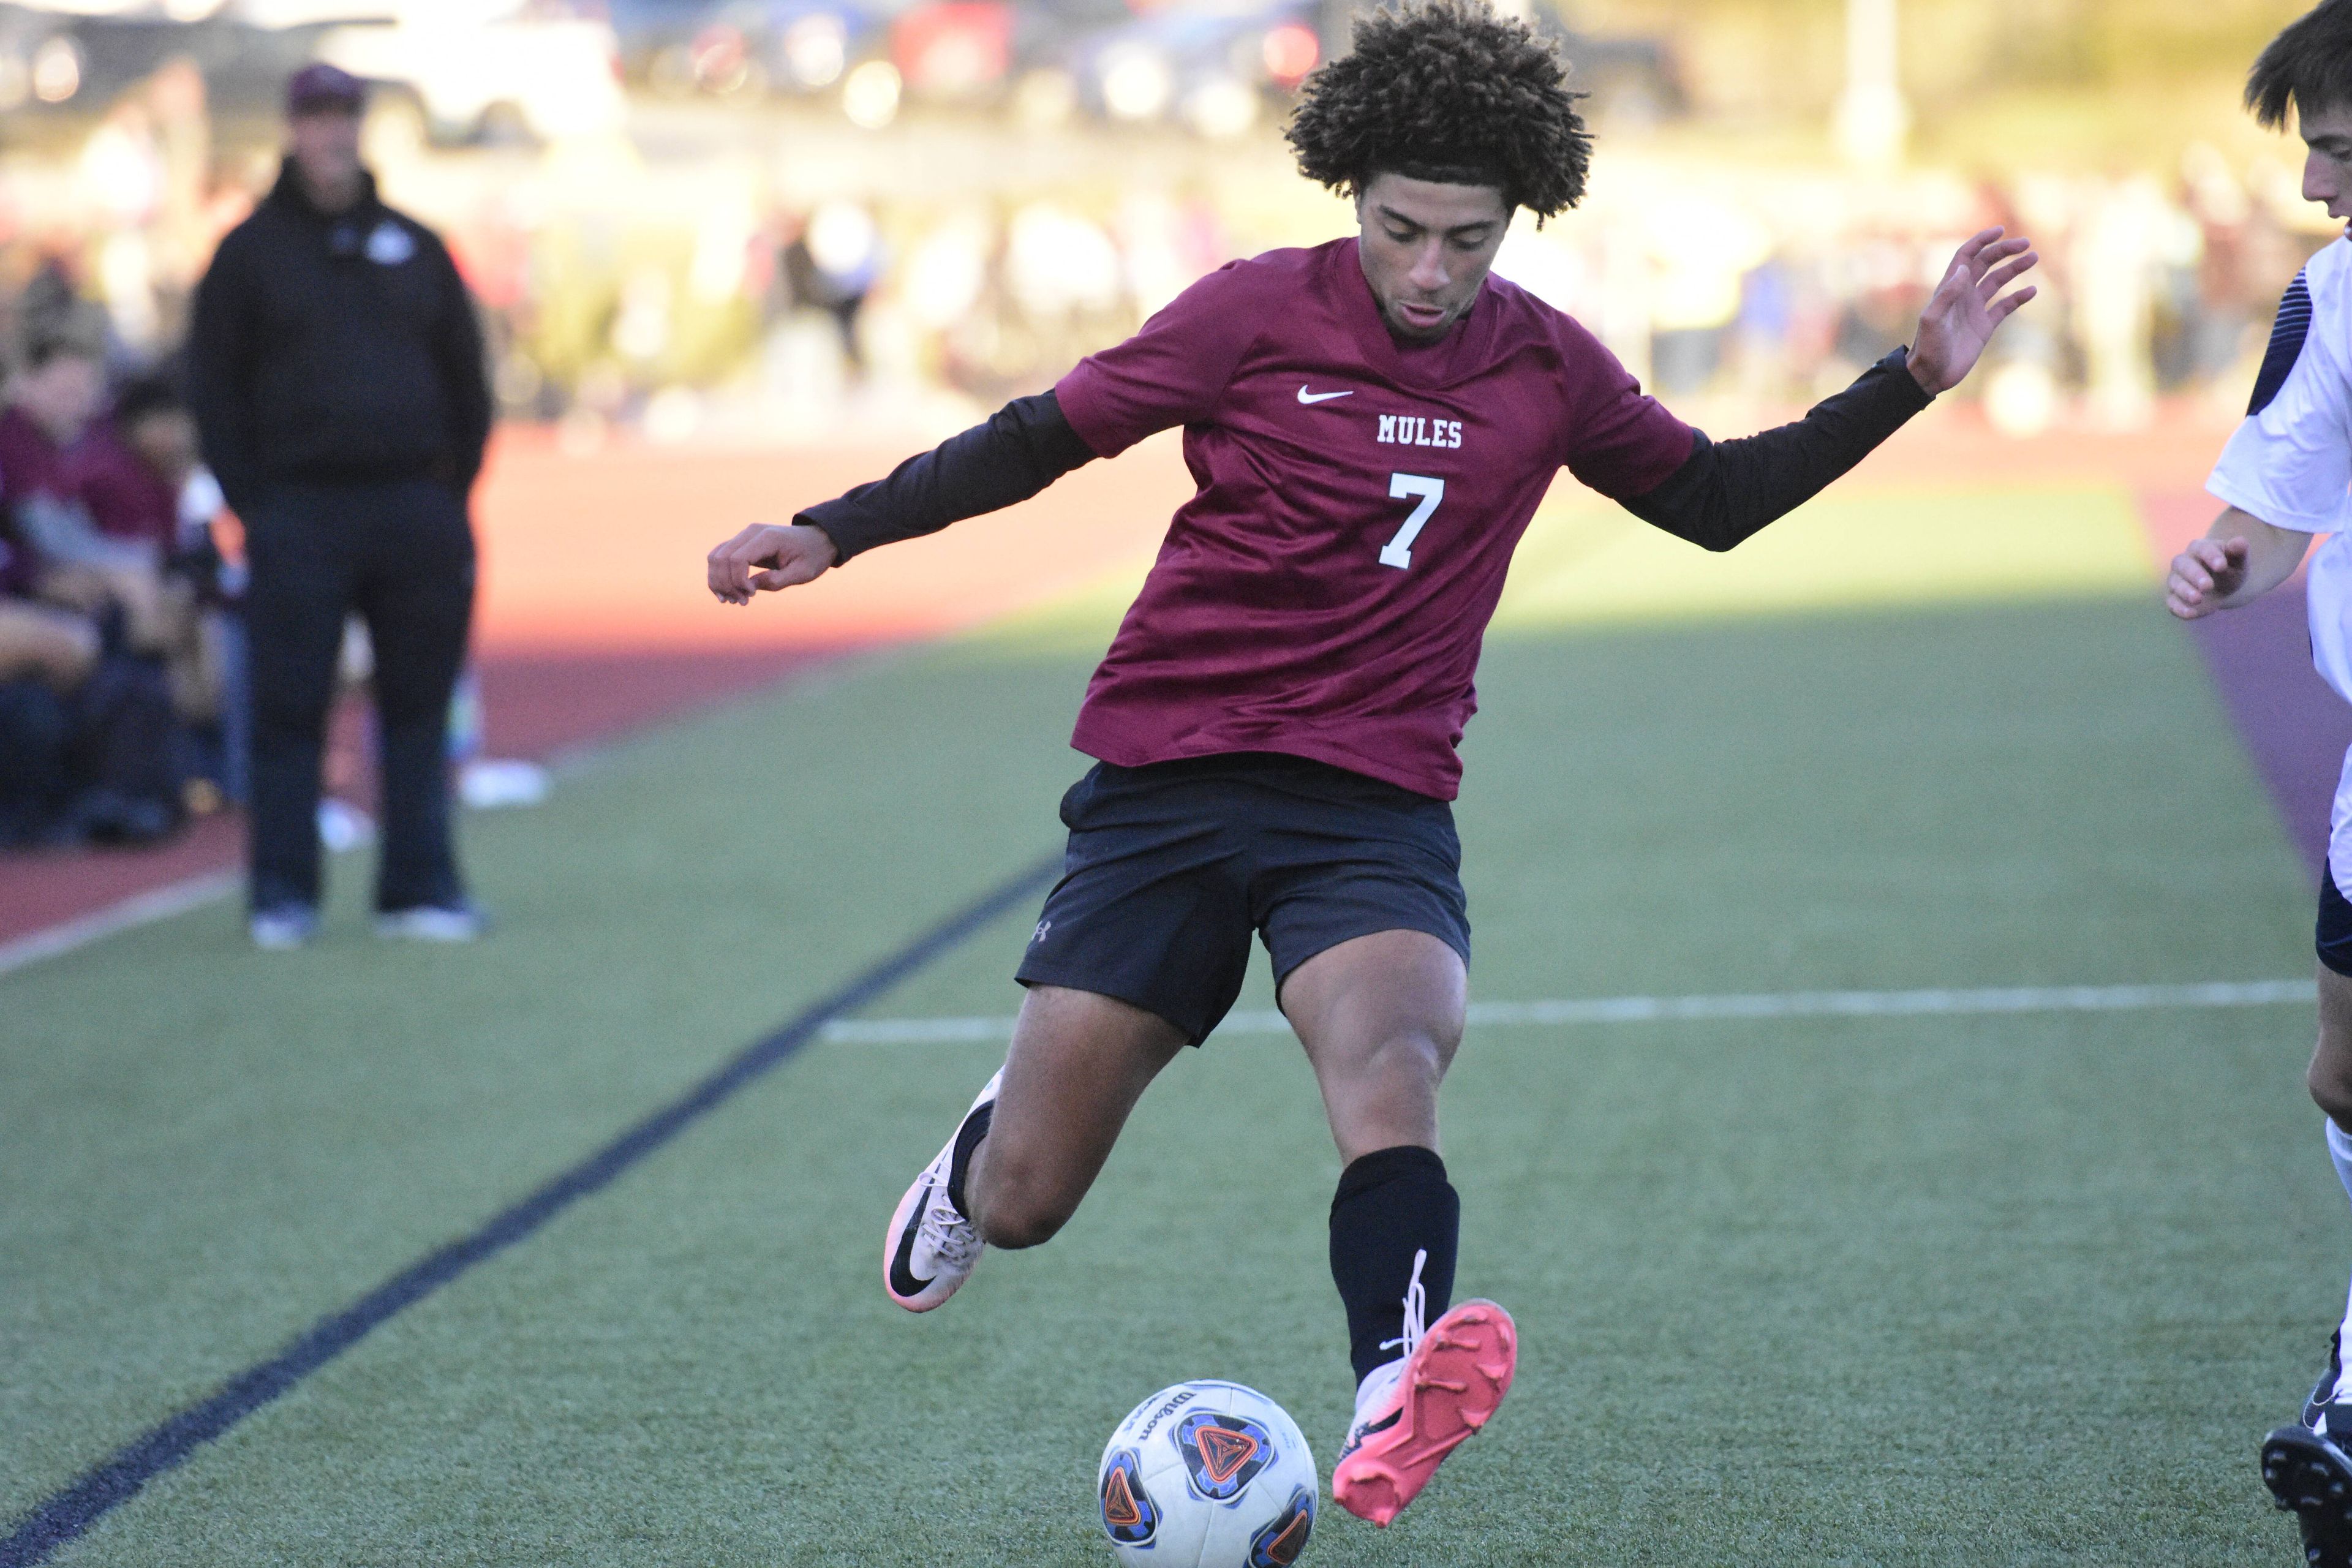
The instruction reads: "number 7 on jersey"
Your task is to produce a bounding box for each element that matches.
[1382,473,1444,570]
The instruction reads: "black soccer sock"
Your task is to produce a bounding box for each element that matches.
[1329,1145,1460,1387]
[945,1101,993,1218]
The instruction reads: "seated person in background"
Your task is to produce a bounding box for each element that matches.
[0,508,96,845]
[69,371,222,726]
[0,330,180,653]
[70,371,191,556]
[0,345,193,846]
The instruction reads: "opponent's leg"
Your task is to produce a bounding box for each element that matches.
[1281,929,1515,1528]
[2266,962,2352,1563]
[883,984,1185,1311]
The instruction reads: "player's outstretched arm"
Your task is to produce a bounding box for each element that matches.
[1906,227,2040,396]
[703,390,1099,605]
[2165,507,2311,620]
[1615,228,2038,553]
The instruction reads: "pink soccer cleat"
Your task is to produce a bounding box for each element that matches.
[1331,1282,1517,1528]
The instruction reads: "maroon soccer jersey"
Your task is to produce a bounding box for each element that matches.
[1052,237,1695,800]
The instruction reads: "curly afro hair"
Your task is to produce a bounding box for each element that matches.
[1284,0,1589,220]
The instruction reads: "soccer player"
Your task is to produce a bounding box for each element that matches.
[2172,5,2352,1561]
[708,0,2035,1527]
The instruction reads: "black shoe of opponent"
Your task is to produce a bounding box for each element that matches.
[2308,1332,2346,1431]
[2264,1414,2352,1567]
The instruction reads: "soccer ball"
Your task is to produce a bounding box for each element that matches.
[1096,1379,1317,1567]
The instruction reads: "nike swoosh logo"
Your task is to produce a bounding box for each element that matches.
[888,1183,936,1298]
[1338,1408,1402,1460]
[1297,386,1354,404]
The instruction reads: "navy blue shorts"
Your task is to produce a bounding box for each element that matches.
[2322,868,2352,978]
[1014,753,1471,1046]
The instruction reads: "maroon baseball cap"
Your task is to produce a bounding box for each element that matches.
[286,61,365,115]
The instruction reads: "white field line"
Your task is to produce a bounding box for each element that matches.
[0,869,239,979]
[819,979,2319,1046]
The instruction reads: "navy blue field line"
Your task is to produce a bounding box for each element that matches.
[1,854,1061,1568]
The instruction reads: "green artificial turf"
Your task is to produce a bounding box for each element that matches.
[1,577,2334,1564]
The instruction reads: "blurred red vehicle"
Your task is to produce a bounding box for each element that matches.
[891,0,1011,102]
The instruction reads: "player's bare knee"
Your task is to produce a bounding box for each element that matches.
[978,1194,1072,1251]
[2312,1047,2352,1126]
[973,1158,1079,1250]
[1366,1026,1452,1096]
[2313,971,2352,1123]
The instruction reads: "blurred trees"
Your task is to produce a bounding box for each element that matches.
[1566,0,2306,158]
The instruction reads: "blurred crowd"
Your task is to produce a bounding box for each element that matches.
[1485,146,2331,434]
[3,41,2333,443]
[387,142,2340,445]
[0,284,233,848]
[0,37,2335,851]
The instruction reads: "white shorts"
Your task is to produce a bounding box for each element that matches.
[2334,745,2352,897]
[2325,747,2352,976]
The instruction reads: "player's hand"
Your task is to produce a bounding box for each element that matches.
[706,523,837,605]
[1907,227,2039,396]
[2165,536,2250,620]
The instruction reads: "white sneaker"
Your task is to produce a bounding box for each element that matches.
[249,905,320,951]
[317,798,376,852]
[882,1070,999,1313]
[374,903,485,942]
[459,759,550,810]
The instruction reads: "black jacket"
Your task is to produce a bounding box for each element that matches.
[189,161,491,514]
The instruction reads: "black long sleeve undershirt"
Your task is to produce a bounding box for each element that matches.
[1619,347,1934,552]
[796,391,1096,565]
[800,349,1931,568]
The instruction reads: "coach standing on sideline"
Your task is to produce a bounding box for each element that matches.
[190,63,492,950]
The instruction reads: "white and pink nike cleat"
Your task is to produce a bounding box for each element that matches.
[1331,1254,1517,1527]
[881,1071,998,1313]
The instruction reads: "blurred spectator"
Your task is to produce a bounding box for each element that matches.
[9,258,89,367]
[781,201,883,375]
[2,329,190,663]
[1,328,111,557]
[72,371,190,556]
[71,371,228,731]
[2075,177,2171,430]
[174,466,247,807]
[189,62,492,949]
[0,340,187,848]
[0,509,96,846]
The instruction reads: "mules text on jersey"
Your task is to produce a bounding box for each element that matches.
[1376,413,1464,450]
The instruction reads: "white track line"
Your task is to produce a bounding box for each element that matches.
[0,869,239,979]
[819,979,2318,1045]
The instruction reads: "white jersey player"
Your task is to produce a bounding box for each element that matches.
[2169,6,2352,1560]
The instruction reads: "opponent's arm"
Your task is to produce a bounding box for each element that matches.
[1619,228,2038,552]
[2165,507,2312,619]
[707,391,1097,604]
